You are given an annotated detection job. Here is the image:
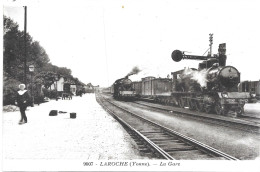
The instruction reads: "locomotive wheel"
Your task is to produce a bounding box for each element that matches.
[214,103,223,115]
[162,99,165,105]
[188,99,196,110]
[204,105,212,113]
[178,99,184,108]
[222,105,230,115]
[195,101,204,112]
[235,107,244,117]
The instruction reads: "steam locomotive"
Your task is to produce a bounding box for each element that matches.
[112,77,136,100]
[169,44,257,116]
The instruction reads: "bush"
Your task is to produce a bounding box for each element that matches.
[42,88,57,99]
[49,90,58,99]
[34,93,45,104]
[42,88,49,97]
[3,92,17,105]
[3,77,20,106]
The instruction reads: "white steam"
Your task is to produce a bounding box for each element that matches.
[183,68,208,87]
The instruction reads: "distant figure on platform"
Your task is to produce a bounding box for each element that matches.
[79,90,82,97]
[15,84,30,124]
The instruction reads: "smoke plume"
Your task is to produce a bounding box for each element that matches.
[126,66,141,77]
[183,68,208,87]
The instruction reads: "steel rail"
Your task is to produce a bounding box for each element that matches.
[100,95,238,160]
[132,100,260,133]
[96,95,175,160]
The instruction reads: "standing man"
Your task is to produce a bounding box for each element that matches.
[15,84,30,124]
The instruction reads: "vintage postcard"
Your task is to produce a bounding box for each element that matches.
[2,0,260,171]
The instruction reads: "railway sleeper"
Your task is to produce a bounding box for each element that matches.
[134,141,145,145]
[133,139,160,152]
[155,143,170,147]
[152,139,181,143]
[141,132,169,135]
[142,134,170,138]
[140,131,165,134]
[138,130,162,133]
[158,142,192,147]
[135,139,149,145]
[142,152,157,158]
[137,145,150,149]
[139,149,152,153]
[168,150,215,160]
[141,151,164,159]
[161,145,195,151]
[137,143,158,154]
[144,136,176,140]
[143,135,171,138]
[149,138,180,142]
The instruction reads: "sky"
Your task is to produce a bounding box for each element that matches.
[3,0,260,87]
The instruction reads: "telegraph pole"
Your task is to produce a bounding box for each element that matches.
[209,33,213,57]
[24,6,27,86]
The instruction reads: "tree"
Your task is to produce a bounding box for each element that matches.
[3,72,21,105]
[3,16,87,104]
[4,16,19,34]
[27,41,50,68]
[57,67,72,76]
[4,16,50,80]
[3,16,22,78]
[34,71,57,89]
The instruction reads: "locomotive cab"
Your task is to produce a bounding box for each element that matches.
[198,59,219,70]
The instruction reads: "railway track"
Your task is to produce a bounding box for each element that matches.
[239,115,260,123]
[130,100,260,134]
[101,93,260,133]
[96,94,238,160]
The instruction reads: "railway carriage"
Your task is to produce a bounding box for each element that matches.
[238,81,260,100]
[141,77,172,96]
[139,77,173,104]
[132,81,142,97]
[110,85,114,94]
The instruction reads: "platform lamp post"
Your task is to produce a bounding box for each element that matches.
[29,65,34,107]
[55,75,59,101]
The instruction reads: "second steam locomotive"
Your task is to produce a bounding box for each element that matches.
[111,77,136,100]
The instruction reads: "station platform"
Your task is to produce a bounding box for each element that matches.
[2,94,143,161]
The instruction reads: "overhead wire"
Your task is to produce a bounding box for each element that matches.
[103,8,109,87]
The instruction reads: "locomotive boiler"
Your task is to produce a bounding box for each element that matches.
[170,44,257,116]
[112,77,136,100]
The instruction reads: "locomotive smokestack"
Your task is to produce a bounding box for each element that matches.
[218,43,227,66]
